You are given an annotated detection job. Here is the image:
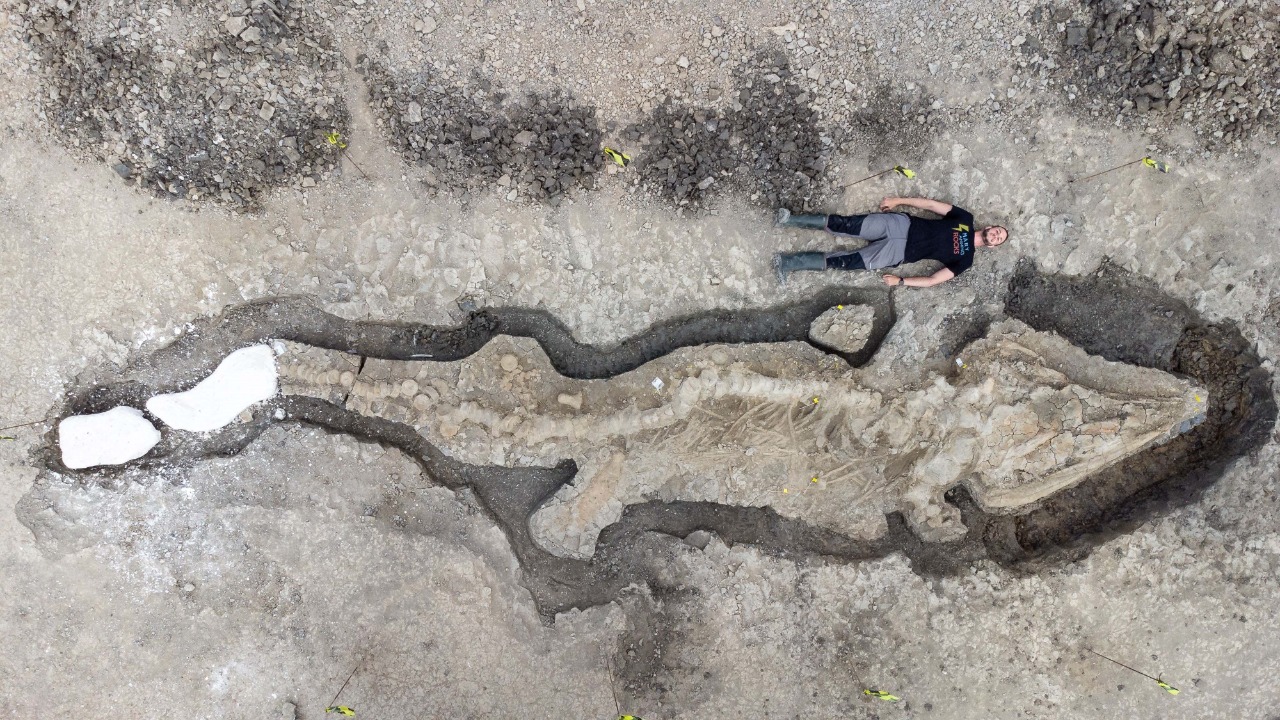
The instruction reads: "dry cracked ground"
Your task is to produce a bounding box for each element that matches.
[3,0,1280,719]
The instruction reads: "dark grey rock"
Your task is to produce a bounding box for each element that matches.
[1066,24,1088,47]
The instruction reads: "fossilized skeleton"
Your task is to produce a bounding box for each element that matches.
[278,318,1206,557]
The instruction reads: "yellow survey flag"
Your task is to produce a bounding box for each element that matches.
[1156,680,1180,695]
[603,147,632,167]
[326,707,356,716]
[893,165,916,178]
[864,689,900,701]
[1142,156,1170,173]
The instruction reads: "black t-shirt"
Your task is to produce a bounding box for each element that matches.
[903,206,976,275]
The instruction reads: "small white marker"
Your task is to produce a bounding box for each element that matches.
[651,377,665,391]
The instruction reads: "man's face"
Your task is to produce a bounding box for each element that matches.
[980,226,1008,247]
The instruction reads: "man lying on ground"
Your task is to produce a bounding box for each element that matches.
[773,196,1009,287]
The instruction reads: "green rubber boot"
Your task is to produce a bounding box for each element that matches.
[773,251,827,284]
[775,208,829,230]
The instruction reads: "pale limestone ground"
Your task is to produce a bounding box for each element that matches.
[808,303,874,355]
[2,0,1280,719]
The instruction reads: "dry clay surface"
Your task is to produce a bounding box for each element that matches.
[3,1,1280,720]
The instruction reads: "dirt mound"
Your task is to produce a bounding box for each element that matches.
[362,49,936,211]
[363,63,603,205]
[619,51,832,210]
[19,0,350,209]
[1053,0,1279,148]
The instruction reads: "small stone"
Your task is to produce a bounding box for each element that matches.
[259,102,275,121]
[684,530,713,549]
[676,56,690,68]
[499,354,519,372]
[1210,51,1236,74]
[1065,24,1087,47]
[557,393,583,410]
[182,583,195,593]
[471,125,491,141]
[653,56,666,65]
[513,130,536,145]
[240,26,262,44]
[406,100,423,123]
[225,15,249,36]
[1240,46,1257,61]
[112,163,133,179]
[419,16,437,34]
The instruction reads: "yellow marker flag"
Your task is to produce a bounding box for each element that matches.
[326,707,356,716]
[1142,156,1170,173]
[893,165,916,179]
[325,131,347,149]
[864,689,900,701]
[1156,680,1180,695]
[619,716,646,720]
[603,147,632,167]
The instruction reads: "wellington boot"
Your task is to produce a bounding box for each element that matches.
[773,251,827,284]
[775,208,829,230]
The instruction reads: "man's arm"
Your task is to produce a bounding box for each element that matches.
[883,268,955,288]
[880,196,954,216]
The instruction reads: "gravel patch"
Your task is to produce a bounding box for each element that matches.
[19,0,350,209]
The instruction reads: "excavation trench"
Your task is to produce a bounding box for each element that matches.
[36,265,1274,616]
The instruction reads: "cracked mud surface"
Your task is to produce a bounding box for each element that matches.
[28,266,1271,619]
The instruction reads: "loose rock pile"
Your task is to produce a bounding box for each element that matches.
[20,0,350,209]
[363,62,603,206]
[365,50,872,211]
[623,52,834,210]
[1059,0,1279,145]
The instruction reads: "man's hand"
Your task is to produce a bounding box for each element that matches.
[882,274,903,287]
[879,197,901,212]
